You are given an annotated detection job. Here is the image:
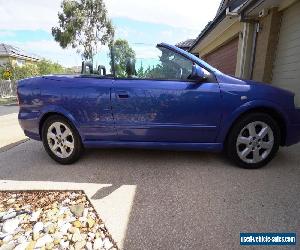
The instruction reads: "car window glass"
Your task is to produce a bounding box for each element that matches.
[113,45,194,80]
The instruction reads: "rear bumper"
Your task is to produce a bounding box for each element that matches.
[18,111,41,141]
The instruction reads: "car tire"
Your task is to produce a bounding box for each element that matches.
[42,115,83,164]
[226,112,280,169]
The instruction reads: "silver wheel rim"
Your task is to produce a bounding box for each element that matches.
[236,121,274,164]
[47,122,74,159]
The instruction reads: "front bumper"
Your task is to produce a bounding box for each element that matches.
[285,108,300,146]
[285,124,300,146]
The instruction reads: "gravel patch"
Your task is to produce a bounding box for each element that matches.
[0,191,118,250]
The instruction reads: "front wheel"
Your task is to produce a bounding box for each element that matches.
[42,115,83,164]
[226,113,280,169]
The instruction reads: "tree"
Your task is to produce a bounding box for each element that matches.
[11,64,39,80]
[36,59,65,75]
[136,62,145,78]
[52,0,114,62]
[110,39,136,77]
[0,60,68,80]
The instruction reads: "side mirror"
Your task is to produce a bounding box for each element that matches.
[190,64,206,82]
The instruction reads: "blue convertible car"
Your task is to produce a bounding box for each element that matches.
[17,43,300,168]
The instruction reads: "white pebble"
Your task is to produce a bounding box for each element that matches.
[3,234,13,243]
[103,238,114,250]
[7,208,14,213]
[60,239,69,249]
[93,238,104,250]
[33,222,44,233]
[59,222,72,234]
[21,205,31,210]
[2,218,19,234]
[17,235,27,244]
[30,210,41,222]
[14,241,29,250]
[85,241,93,250]
[0,241,15,250]
[58,206,69,215]
[35,234,53,248]
[83,208,89,218]
[87,232,95,240]
[72,231,83,242]
[62,198,71,205]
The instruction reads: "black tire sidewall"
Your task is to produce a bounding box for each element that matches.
[226,113,280,169]
[42,115,82,164]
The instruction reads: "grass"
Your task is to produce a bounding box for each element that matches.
[0,97,17,105]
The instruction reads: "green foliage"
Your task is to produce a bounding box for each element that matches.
[135,47,187,79]
[52,0,114,61]
[0,67,5,79]
[36,59,65,75]
[0,60,68,80]
[11,64,39,80]
[110,39,136,77]
[136,62,145,78]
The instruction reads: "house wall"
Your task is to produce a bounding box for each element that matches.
[202,37,239,75]
[0,57,9,66]
[272,0,300,106]
[251,8,282,83]
[190,0,298,83]
[0,56,39,67]
[191,17,242,57]
[191,16,242,76]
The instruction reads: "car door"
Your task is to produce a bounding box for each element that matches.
[111,45,222,143]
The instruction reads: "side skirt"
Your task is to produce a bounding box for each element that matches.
[83,141,223,152]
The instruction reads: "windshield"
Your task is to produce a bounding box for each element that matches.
[81,43,218,78]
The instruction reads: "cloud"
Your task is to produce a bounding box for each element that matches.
[0,0,221,66]
[0,0,61,31]
[106,0,220,30]
[4,40,81,67]
[0,0,220,31]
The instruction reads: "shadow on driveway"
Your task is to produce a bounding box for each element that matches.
[0,140,299,249]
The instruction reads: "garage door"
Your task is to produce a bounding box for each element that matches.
[202,37,239,76]
[272,1,300,106]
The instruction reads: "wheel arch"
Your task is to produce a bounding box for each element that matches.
[39,111,83,142]
[220,103,288,147]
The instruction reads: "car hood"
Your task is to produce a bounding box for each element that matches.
[216,73,296,110]
[217,73,295,96]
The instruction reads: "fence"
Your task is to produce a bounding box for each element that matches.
[0,80,17,98]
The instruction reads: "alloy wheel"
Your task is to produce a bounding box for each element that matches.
[47,122,74,159]
[236,121,274,164]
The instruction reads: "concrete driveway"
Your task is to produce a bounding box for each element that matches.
[0,104,19,116]
[0,139,299,249]
[0,105,27,150]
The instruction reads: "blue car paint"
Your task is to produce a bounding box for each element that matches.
[17,43,300,151]
[112,79,222,143]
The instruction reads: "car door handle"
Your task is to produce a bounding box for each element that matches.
[117,91,129,99]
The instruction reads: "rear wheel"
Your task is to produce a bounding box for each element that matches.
[42,115,83,164]
[226,113,280,169]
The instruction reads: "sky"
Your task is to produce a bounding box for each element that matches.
[0,0,221,67]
